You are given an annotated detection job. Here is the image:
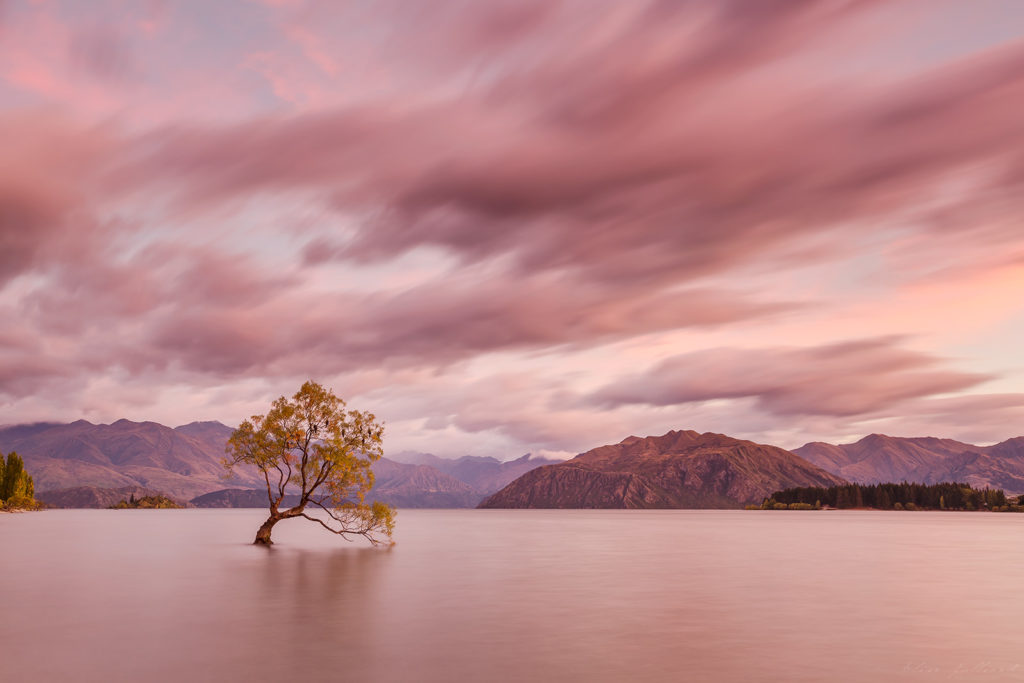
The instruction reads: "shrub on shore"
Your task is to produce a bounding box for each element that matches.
[108,494,183,509]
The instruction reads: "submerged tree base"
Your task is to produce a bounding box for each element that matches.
[254,515,280,545]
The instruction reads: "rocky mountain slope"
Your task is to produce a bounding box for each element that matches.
[0,420,261,500]
[479,430,846,509]
[793,434,1024,494]
[369,458,483,507]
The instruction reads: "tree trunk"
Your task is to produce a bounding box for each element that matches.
[254,514,281,545]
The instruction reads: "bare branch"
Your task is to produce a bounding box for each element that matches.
[308,498,345,523]
[262,469,275,509]
[300,507,389,546]
[272,462,286,498]
[300,423,313,495]
[298,513,354,541]
[310,460,333,492]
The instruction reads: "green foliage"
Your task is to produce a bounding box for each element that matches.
[766,481,1011,511]
[225,380,395,545]
[985,487,1007,508]
[5,494,38,509]
[0,452,38,510]
[109,495,182,509]
[757,498,819,511]
[1,451,24,499]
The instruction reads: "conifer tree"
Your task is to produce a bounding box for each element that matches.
[1,452,25,500]
[1,452,35,506]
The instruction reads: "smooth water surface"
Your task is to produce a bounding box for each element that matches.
[2,509,1023,682]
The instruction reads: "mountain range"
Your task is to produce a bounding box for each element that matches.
[479,430,846,509]
[0,420,259,501]
[794,434,1024,494]
[7,417,1024,509]
[0,419,558,508]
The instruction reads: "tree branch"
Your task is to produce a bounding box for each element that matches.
[298,513,354,541]
[261,469,275,510]
[310,460,333,492]
[300,423,313,496]
[281,447,293,497]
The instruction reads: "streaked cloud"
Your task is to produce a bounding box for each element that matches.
[1,0,1023,455]
[591,338,991,418]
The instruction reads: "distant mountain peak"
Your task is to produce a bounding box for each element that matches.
[177,420,231,429]
[620,429,705,446]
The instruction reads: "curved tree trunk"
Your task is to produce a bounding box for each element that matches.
[254,514,281,545]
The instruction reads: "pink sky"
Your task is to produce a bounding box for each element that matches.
[2,0,1024,458]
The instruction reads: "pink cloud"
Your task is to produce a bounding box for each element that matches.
[592,338,991,418]
[1,0,1023,457]
[134,269,791,377]
[109,8,1024,299]
[0,112,115,286]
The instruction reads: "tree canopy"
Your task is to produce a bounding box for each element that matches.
[0,451,38,510]
[224,380,395,545]
[763,481,1009,510]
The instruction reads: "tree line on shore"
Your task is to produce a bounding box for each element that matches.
[0,451,41,510]
[758,482,1020,511]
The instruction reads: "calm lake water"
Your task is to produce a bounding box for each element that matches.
[2,509,1023,682]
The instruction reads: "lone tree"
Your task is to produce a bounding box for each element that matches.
[224,381,395,546]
